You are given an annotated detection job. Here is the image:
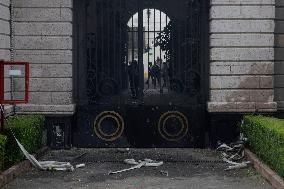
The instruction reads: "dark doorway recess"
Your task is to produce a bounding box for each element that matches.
[73,0,209,148]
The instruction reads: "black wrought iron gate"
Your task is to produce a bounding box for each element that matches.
[73,0,209,147]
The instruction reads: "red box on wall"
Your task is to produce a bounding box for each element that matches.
[0,60,29,104]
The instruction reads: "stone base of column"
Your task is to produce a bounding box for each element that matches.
[207,101,277,113]
[15,104,76,115]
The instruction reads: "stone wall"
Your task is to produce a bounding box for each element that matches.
[275,0,284,110]
[0,0,13,115]
[0,0,10,61]
[0,0,10,60]
[208,0,277,112]
[12,0,74,115]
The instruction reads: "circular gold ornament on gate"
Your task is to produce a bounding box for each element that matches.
[158,111,189,141]
[93,111,124,142]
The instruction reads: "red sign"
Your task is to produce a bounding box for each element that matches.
[0,60,29,104]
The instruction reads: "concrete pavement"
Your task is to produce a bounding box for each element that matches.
[3,148,273,189]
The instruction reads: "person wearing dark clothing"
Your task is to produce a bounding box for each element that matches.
[128,60,139,98]
[151,61,161,88]
[161,62,169,87]
[168,62,173,89]
[145,62,153,85]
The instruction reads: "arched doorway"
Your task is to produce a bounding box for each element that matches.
[127,9,171,97]
[74,0,209,147]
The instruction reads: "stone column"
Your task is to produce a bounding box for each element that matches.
[12,0,74,115]
[0,0,10,61]
[0,0,14,115]
[275,0,284,111]
[208,0,277,113]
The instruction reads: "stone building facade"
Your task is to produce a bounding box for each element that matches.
[1,0,284,147]
[209,0,276,112]
[0,0,11,114]
[275,0,284,111]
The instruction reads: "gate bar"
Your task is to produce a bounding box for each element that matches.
[154,9,156,71]
[159,10,162,92]
[138,0,144,96]
[147,8,150,89]
[131,15,134,62]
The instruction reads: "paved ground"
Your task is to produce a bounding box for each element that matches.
[3,148,273,189]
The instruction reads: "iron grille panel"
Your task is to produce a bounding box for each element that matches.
[83,0,203,105]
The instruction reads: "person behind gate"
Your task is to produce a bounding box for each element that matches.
[128,60,139,98]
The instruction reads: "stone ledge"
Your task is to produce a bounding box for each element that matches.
[211,0,275,5]
[15,104,76,115]
[210,89,274,102]
[245,149,284,189]
[207,101,277,112]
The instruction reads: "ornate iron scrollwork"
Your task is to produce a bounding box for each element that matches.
[98,78,119,96]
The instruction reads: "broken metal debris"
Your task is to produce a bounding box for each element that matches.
[124,159,163,167]
[217,131,250,171]
[160,170,169,176]
[223,158,250,171]
[1,104,81,172]
[16,137,75,171]
[108,159,163,175]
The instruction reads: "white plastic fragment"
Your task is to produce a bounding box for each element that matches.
[216,143,233,151]
[124,159,164,167]
[108,158,163,175]
[124,159,138,165]
[109,161,146,175]
[116,148,130,152]
[75,164,86,168]
[224,162,250,171]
